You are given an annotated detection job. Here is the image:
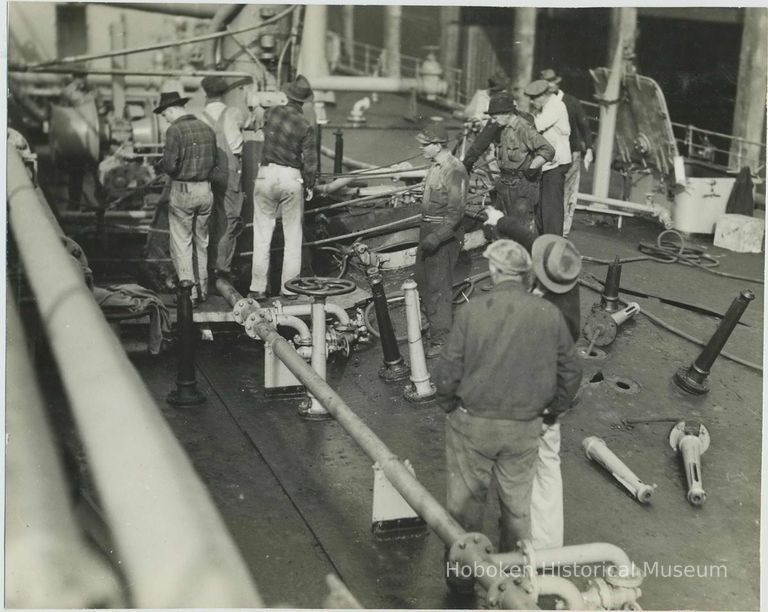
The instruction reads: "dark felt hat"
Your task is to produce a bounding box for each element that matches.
[201,75,229,97]
[283,74,313,103]
[153,91,190,114]
[487,92,517,115]
[488,70,509,93]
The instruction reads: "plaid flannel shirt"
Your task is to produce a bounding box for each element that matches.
[261,102,317,189]
[162,114,217,182]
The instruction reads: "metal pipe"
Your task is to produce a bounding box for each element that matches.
[602,256,622,313]
[109,3,220,18]
[310,75,425,93]
[6,290,125,608]
[536,575,586,610]
[167,283,205,406]
[7,146,263,608]
[282,303,351,326]
[490,542,642,587]
[272,314,312,344]
[402,279,436,402]
[297,4,330,78]
[301,298,332,419]
[61,211,155,221]
[384,6,402,78]
[583,437,656,503]
[674,290,755,394]
[669,421,710,506]
[27,5,297,70]
[334,129,344,175]
[207,5,245,67]
[368,269,410,382]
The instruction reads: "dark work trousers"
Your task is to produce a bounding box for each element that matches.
[209,185,244,275]
[495,174,540,248]
[414,235,460,346]
[537,163,569,236]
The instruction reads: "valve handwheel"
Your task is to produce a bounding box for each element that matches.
[284,277,357,297]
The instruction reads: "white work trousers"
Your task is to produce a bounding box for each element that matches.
[250,163,304,295]
[530,422,564,549]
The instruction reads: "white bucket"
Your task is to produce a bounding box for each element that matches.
[672,177,736,234]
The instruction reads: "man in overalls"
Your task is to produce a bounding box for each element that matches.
[200,75,245,282]
[414,122,468,359]
[464,93,554,249]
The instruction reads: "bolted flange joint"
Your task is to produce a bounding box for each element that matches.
[448,532,494,568]
[243,311,269,339]
[583,577,643,608]
[233,297,260,325]
[485,575,539,610]
[603,561,644,589]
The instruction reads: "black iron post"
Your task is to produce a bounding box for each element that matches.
[601,257,622,313]
[333,129,344,175]
[368,268,410,381]
[167,282,205,405]
[315,122,323,175]
[674,289,755,395]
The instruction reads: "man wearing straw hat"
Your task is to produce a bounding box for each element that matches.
[249,75,317,300]
[154,90,218,305]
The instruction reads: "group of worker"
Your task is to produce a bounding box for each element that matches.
[155,68,587,584]
[412,68,591,588]
[154,73,316,304]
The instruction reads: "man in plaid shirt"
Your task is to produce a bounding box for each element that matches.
[249,75,317,300]
[155,91,218,304]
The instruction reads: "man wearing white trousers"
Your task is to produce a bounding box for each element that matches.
[529,235,583,549]
[249,75,316,300]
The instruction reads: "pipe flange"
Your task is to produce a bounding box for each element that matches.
[604,562,644,589]
[233,297,258,325]
[448,532,494,567]
[243,311,268,339]
[485,576,538,610]
[669,420,710,454]
[583,311,619,346]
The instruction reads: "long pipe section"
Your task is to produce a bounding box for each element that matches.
[109,3,220,18]
[7,146,263,608]
[583,437,656,503]
[6,292,125,608]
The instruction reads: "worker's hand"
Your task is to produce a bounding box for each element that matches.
[583,148,594,171]
[304,187,314,202]
[483,206,504,227]
[420,234,441,255]
[542,412,558,426]
[523,166,541,182]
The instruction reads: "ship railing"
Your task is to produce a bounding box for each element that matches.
[6,144,263,609]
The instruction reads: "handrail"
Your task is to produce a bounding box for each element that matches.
[7,145,263,608]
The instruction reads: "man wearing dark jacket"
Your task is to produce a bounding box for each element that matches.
[434,239,582,554]
[540,69,594,237]
[414,122,468,358]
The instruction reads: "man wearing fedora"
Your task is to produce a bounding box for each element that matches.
[461,70,509,124]
[525,79,572,237]
[414,122,468,358]
[434,239,582,558]
[464,92,554,248]
[249,75,317,300]
[529,235,582,550]
[200,75,246,282]
[540,68,594,237]
[155,90,218,304]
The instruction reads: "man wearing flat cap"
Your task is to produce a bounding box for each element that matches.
[434,239,582,559]
[200,75,246,282]
[540,68,594,237]
[525,79,572,236]
[464,92,555,248]
[155,90,218,304]
[249,74,317,300]
[414,122,468,358]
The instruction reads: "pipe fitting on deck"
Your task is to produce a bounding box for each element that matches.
[583,436,656,503]
[582,577,643,610]
[669,420,710,506]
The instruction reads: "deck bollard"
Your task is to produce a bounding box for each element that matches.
[669,421,710,506]
[334,129,344,175]
[583,437,656,503]
[600,257,622,313]
[167,282,205,406]
[673,289,755,395]
[368,269,410,382]
[401,279,436,403]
